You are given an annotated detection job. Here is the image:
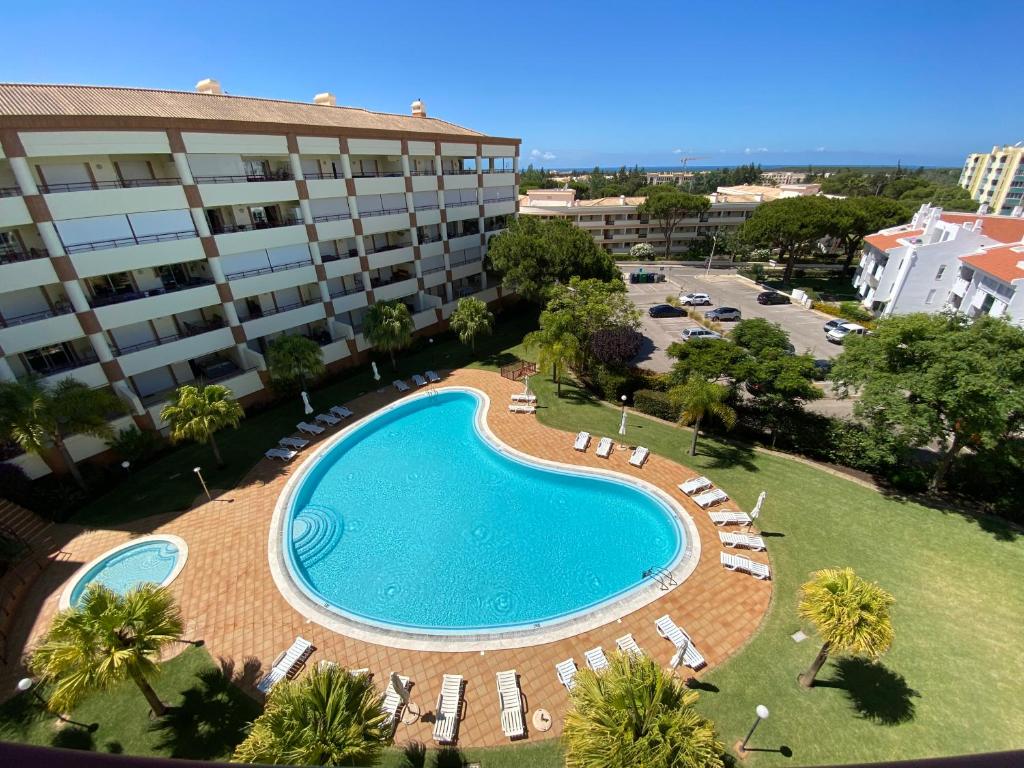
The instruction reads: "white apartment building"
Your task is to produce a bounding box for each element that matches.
[959,143,1024,216]
[0,81,518,478]
[853,204,1024,325]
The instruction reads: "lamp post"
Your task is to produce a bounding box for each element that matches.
[17,678,98,732]
[704,232,719,277]
[428,337,434,375]
[121,460,130,472]
[193,466,211,501]
[739,704,769,754]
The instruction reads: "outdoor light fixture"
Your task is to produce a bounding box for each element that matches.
[193,466,211,501]
[739,704,770,753]
[17,678,98,732]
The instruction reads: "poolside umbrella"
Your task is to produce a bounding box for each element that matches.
[752,490,767,517]
[390,672,410,706]
[618,409,627,436]
[523,375,531,396]
[301,390,314,416]
[372,361,381,382]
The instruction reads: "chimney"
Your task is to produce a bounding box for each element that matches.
[195,78,222,95]
[1011,205,1024,218]
[619,195,626,205]
[977,202,990,215]
[313,92,336,107]
[411,99,427,118]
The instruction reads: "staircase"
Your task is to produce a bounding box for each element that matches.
[291,505,343,567]
[0,499,53,552]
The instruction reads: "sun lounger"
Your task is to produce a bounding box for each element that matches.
[616,633,643,656]
[510,393,537,403]
[393,379,410,392]
[412,374,428,387]
[720,551,771,580]
[315,412,341,426]
[496,670,525,740]
[433,673,464,744]
[708,510,753,526]
[508,404,536,414]
[426,370,441,382]
[629,446,650,467]
[584,646,609,671]
[678,476,713,495]
[693,488,729,508]
[329,406,353,419]
[297,421,325,435]
[654,615,706,670]
[265,447,297,461]
[381,673,410,728]
[719,531,766,551]
[596,436,614,458]
[555,658,578,690]
[574,431,591,451]
[279,436,309,450]
[257,636,315,693]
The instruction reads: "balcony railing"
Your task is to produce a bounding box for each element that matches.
[369,272,414,289]
[63,229,198,255]
[88,278,214,308]
[445,200,478,208]
[212,217,302,234]
[365,242,412,255]
[414,203,439,211]
[21,351,100,376]
[193,171,293,184]
[38,177,181,194]
[0,245,49,265]
[224,260,312,280]
[330,282,366,298]
[244,297,321,319]
[303,171,345,181]
[442,168,478,175]
[0,303,75,328]
[113,319,226,355]
[450,256,482,268]
[359,207,408,218]
[481,168,514,174]
[0,186,21,197]
[410,169,436,176]
[351,170,404,178]
[421,265,446,275]
[486,196,516,203]
[313,212,352,222]
[141,365,256,405]
[419,233,443,244]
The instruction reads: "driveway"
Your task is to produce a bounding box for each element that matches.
[625,278,704,372]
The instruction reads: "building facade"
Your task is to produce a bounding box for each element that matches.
[959,144,1024,216]
[0,81,519,477]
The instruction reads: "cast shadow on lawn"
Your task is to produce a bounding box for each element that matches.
[880,487,1020,542]
[816,657,919,726]
[696,438,758,473]
[50,724,95,751]
[398,741,467,768]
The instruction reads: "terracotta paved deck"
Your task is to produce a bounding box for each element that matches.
[1,368,770,748]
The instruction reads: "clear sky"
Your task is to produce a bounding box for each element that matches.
[5,0,1021,169]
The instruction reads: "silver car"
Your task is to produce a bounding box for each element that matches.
[706,306,742,322]
[680,327,722,341]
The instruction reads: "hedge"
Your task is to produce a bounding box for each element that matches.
[633,389,681,421]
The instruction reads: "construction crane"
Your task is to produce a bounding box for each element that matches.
[679,156,708,168]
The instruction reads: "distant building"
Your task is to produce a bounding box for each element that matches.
[644,170,695,186]
[761,170,808,185]
[712,183,821,201]
[959,144,1024,216]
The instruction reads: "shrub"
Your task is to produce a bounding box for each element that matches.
[838,301,873,323]
[590,327,643,367]
[109,425,167,465]
[629,243,656,260]
[0,462,34,510]
[633,389,681,421]
[591,366,633,401]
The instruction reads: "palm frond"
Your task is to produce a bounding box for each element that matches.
[799,567,895,658]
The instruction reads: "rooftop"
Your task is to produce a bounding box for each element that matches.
[940,211,1024,244]
[960,243,1024,283]
[864,229,924,251]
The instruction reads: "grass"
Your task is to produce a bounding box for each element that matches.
[761,274,859,301]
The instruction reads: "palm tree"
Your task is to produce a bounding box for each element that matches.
[798,567,895,688]
[523,327,579,397]
[0,377,124,489]
[564,652,724,768]
[233,664,389,766]
[670,375,737,456]
[266,334,326,390]
[449,297,494,353]
[363,300,413,368]
[28,584,184,717]
[160,383,244,467]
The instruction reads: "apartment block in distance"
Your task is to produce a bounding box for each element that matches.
[959,143,1024,216]
[0,80,519,478]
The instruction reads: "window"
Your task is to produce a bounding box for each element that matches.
[935,265,946,280]
[925,289,937,305]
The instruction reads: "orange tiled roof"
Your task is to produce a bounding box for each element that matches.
[864,229,923,252]
[960,243,1024,283]
[940,212,1024,244]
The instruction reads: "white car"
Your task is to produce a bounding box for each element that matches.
[680,327,722,341]
[825,322,869,344]
[678,292,711,306]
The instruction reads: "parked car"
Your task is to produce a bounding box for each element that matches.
[678,292,712,306]
[648,303,686,318]
[823,319,846,333]
[705,306,742,322]
[826,322,869,344]
[756,291,790,305]
[679,327,722,341]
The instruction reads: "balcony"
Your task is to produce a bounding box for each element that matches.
[442,168,478,176]
[0,309,82,354]
[63,229,197,255]
[21,348,100,377]
[193,170,293,184]
[0,303,75,328]
[371,275,418,303]
[312,211,352,223]
[214,218,308,255]
[92,280,220,329]
[359,206,408,218]
[351,169,404,178]
[242,299,326,339]
[226,262,318,300]
[39,178,180,194]
[0,248,58,292]
[0,195,32,226]
[88,277,215,309]
[0,186,21,197]
[331,286,368,314]
[44,183,189,221]
[951,277,971,297]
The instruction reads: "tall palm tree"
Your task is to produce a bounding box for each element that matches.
[266,334,326,390]
[798,567,895,688]
[523,327,579,397]
[28,584,184,717]
[0,377,123,489]
[564,652,724,768]
[363,300,413,368]
[670,375,736,456]
[233,665,389,766]
[160,383,244,467]
[449,296,494,353]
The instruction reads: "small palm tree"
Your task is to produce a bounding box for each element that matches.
[233,664,389,766]
[160,383,244,467]
[28,584,184,717]
[449,296,494,353]
[670,375,736,455]
[798,567,895,688]
[266,334,326,390]
[363,301,413,368]
[523,328,579,397]
[564,652,724,768]
[0,377,124,489]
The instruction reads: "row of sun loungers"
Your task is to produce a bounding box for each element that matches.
[677,474,730,507]
[394,371,441,393]
[266,405,357,461]
[511,393,536,403]
[719,531,766,550]
[509,404,536,414]
[572,432,645,462]
[721,551,771,580]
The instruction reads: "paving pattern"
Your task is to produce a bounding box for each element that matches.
[1,368,771,748]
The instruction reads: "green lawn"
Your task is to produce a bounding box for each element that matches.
[761,274,859,301]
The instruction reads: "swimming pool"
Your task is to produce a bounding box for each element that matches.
[60,535,188,609]
[272,388,697,649]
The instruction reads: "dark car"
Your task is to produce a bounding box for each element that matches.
[648,304,686,318]
[705,306,742,321]
[757,291,790,305]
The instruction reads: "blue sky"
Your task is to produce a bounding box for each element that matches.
[5,1,1021,169]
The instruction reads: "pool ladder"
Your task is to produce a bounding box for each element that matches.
[643,566,677,591]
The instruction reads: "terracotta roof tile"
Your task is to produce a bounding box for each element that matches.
[960,243,1024,283]
[940,212,1024,244]
[864,229,923,251]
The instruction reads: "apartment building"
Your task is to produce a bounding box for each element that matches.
[853,203,1024,325]
[959,143,1024,216]
[0,81,518,478]
[761,170,809,185]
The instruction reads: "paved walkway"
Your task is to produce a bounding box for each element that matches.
[1,368,770,748]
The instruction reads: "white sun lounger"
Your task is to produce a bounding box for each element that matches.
[511,393,537,403]
[574,431,591,451]
[265,447,297,461]
[393,379,410,392]
[693,488,729,508]
[678,476,713,495]
[381,673,411,728]
[256,636,315,693]
[629,446,650,467]
[412,373,428,387]
[721,551,771,580]
[426,370,441,382]
[719,531,767,551]
[315,412,341,426]
[279,436,309,450]
[555,658,578,690]
[496,670,525,740]
[596,436,614,458]
[329,406,353,419]
[616,633,643,656]
[297,421,325,435]
[584,646,609,671]
[508,404,536,414]
[654,615,706,670]
[316,661,371,679]
[433,673,464,744]
[709,510,753,526]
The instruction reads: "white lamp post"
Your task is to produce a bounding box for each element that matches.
[739,704,769,753]
[17,678,98,732]
[121,460,130,472]
[618,395,628,438]
[193,466,211,501]
[705,233,719,277]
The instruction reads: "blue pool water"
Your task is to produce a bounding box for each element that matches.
[285,390,684,632]
[70,540,180,606]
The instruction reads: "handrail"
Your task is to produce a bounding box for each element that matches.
[445,200,478,208]
[359,207,408,218]
[213,218,302,234]
[245,298,320,318]
[39,177,181,193]
[421,265,446,275]
[64,229,197,254]
[223,260,312,280]
[351,170,403,178]
[88,279,214,308]
[481,168,514,174]
[330,283,365,297]
[0,186,21,197]
[414,203,439,211]
[365,242,411,255]
[21,352,100,375]
[0,246,49,264]
[409,169,435,176]
[114,321,225,354]
[312,212,351,222]
[193,172,293,184]
[486,196,516,203]
[442,169,478,175]
[450,256,482,268]
[0,304,74,327]
[303,171,345,180]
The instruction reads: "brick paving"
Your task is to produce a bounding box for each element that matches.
[1,368,770,748]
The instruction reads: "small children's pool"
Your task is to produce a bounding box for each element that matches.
[60,535,188,609]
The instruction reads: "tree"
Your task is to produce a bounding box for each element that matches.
[363,300,413,367]
[670,375,737,455]
[629,242,655,260]
[563,651,724,768]
[485,216,618,302]
[831,313,1024,491]
[590,327,643,367]
[0,377,124,489]
[666,338,749,385]
[523,326,580,398]
[266,334,325,390]
[730,318,792,357]
[160,383,244,468]
[638,187,711,258]
[233,665,389,766]
[543,277,640,371]
[449,296,494,352]
[740,196,833,282]
[797,567,895,688]
[28,584,184,716]
[828,197,908,277]
[742,349,823,447]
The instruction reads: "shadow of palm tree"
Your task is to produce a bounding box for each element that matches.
[817,657,919,725]
[433,745,467,768]
[218,655,264,691]
[698,439,758,472]
[400,740,427,768]
[50,725,95,751]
